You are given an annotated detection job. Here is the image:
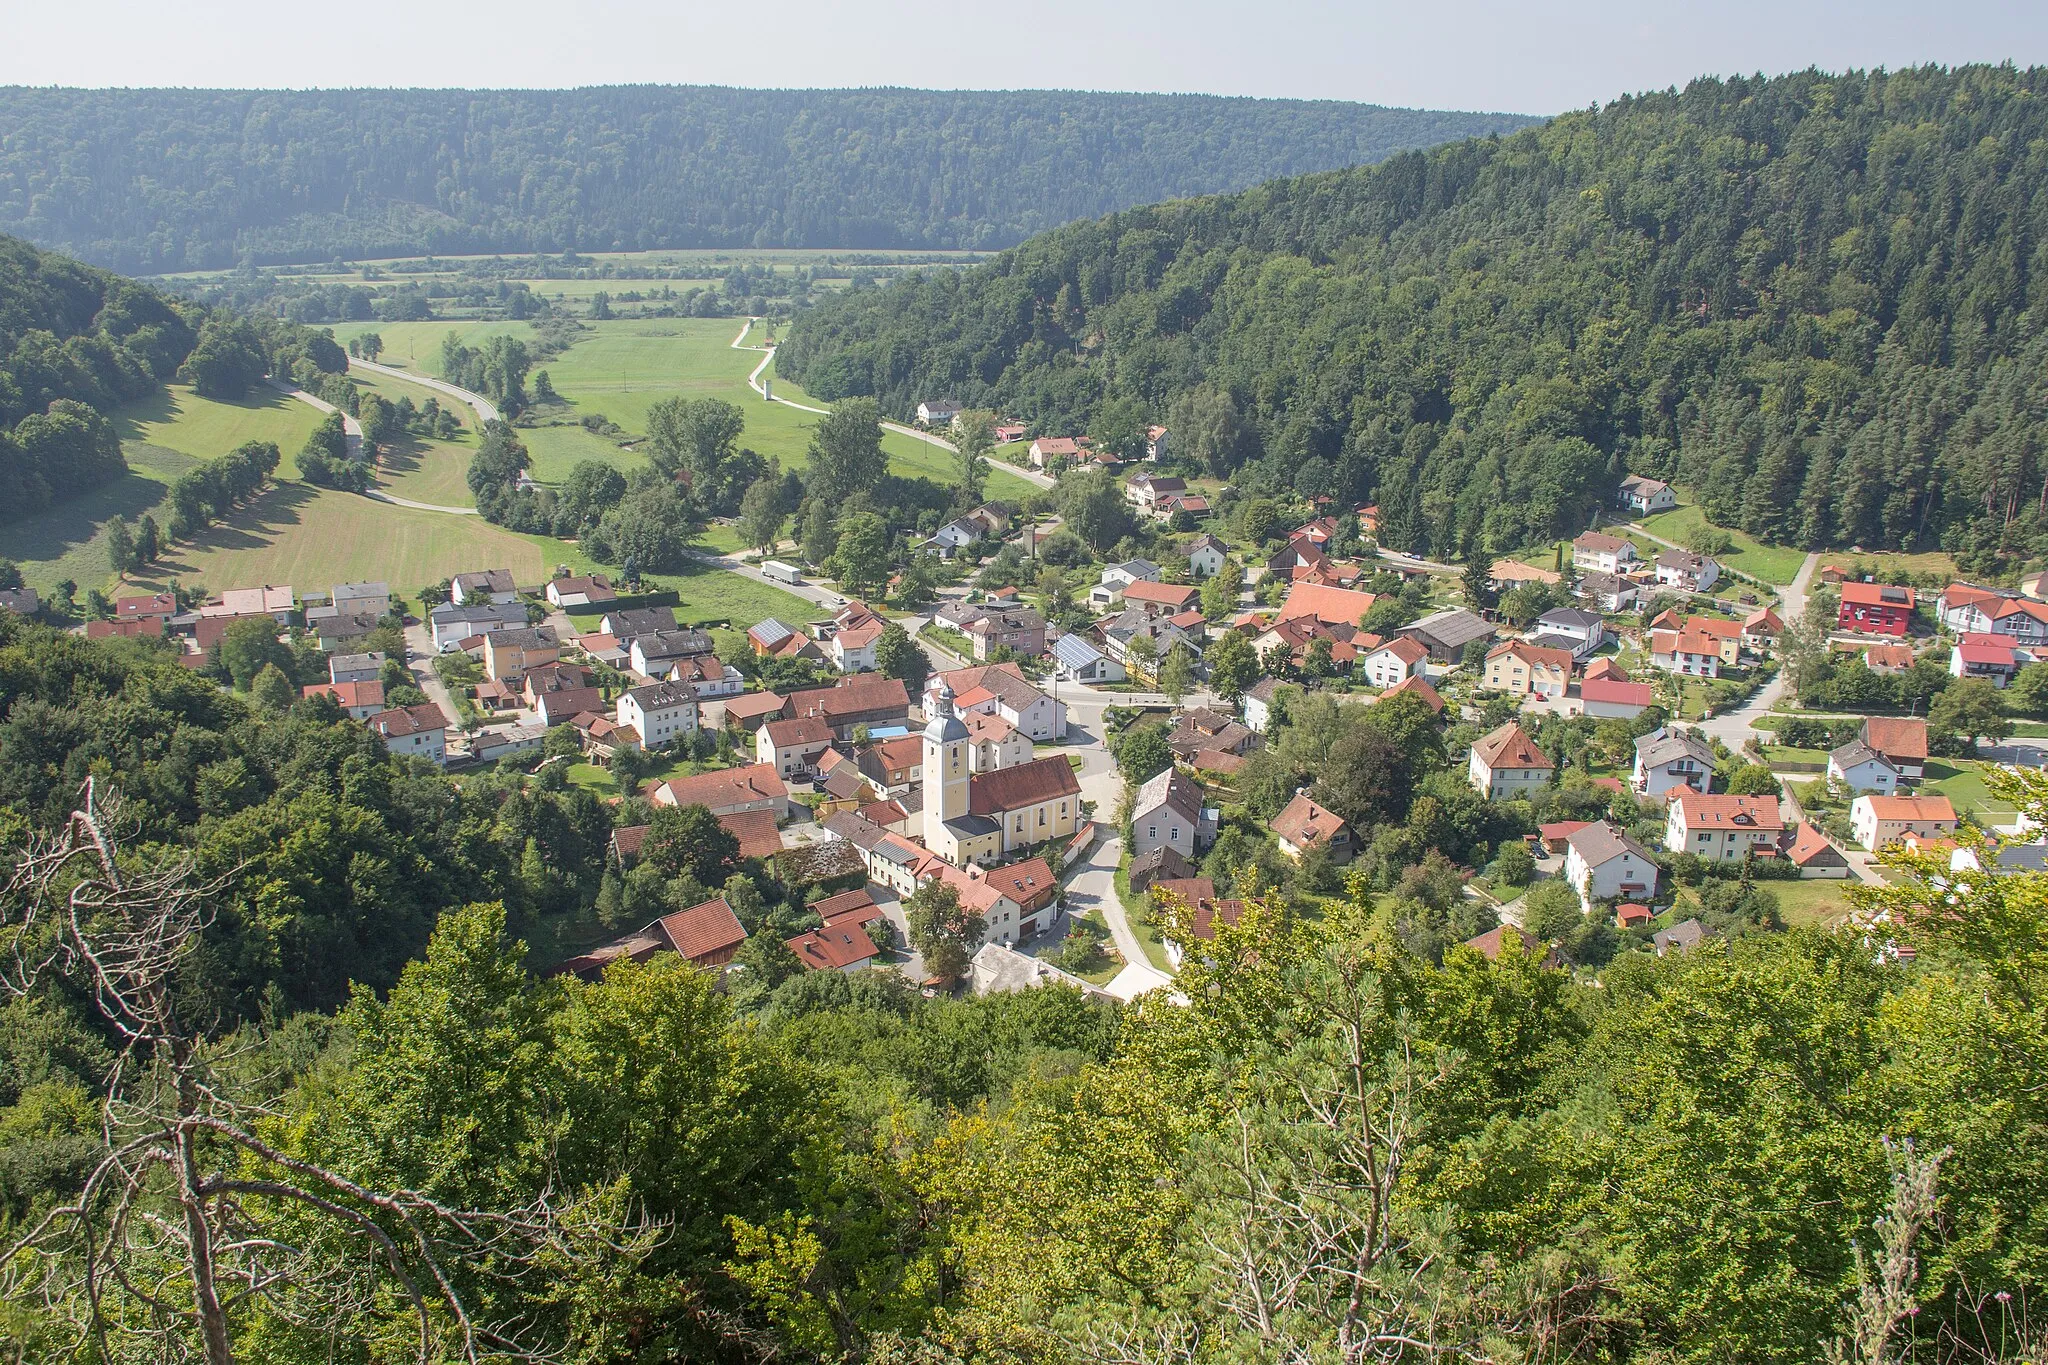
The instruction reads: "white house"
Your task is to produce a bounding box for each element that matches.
[1851,794,1958,850]
[757,717,834,780]
[1564,822,1661,910]
[1648,626,1722,678]
[1243,677,1288,733]
[1125,474,1186,511]
[1571,532,1638,576]
[1655,549,1722,595]
[1664,793,1784,863]
[1632,728,1715,798]
[1533,607,1607,659]
[1576,572,1643,614]
[1129,768,1203,861]
[617,681,699,750]
[927,663,1067,741]
[1468,722,1553,800]
[1187,535,1230,579]
[1617,475,1678,515]
[450,569,518,605]
[1827,740,1899,795]
[1358,637,1429,689]
[369,704,449,767]
[1051,633,1124,684]
[1937,584,2048,644]
[917,399,964,426]
[429,600,529,650]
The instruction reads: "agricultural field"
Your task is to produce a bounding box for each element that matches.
[0,384,325,594]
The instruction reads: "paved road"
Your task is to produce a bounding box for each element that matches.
[366,489,477,516]
[345,355,502,424]
[270,379,364,458]
[733,318,1059,492]
[1696,551,1820,751]
[400,620,463,736]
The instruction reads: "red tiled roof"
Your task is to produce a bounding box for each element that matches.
[787,924,878,971]
[968,754,1081,816]
[788,674,911,723]
[1862,717,1928,763]
[980,857,1058,909]
[1671,792,1784,832]
[722,691,788,722]
[716,808,784,860]
[813,888,879,923]
[302,680,385,709]
[763,716,833,748]
[1840,581,1917,608]
[1121,580,1200,609]
[1471,722,1553,771]
[656,897,748,963]
[1273,792,1350,849]
[1580,678,1654,707]
[369,703,448,738]
[656,763,787,808]
[1463,924,1561,967]
[1488,640,1575,674]
[1277,583,1378,627]
[1859,795,1956,822]
[1379,674,1444,713]
[1150,877,1217,906]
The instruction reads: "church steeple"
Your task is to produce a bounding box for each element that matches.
[922,678,970,851]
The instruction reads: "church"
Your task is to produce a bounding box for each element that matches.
[921,680,1083,867]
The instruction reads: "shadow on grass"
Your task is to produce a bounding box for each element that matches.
[0,458,189,566]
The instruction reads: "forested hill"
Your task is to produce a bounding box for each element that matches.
[780,65,2048,572]
[0,87,1539,272]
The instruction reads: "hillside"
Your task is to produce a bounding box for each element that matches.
[0,86,1539,271]
[780,65,2048,575]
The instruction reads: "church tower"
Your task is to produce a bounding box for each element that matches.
[922,678,970,853]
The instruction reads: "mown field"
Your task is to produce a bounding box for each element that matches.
[348,368,478,509]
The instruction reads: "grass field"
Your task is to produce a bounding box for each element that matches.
[0,385,327,593]
[332,317,1035,499]
[1923,758,2020,826]
[1635,503,1809,585]
[1765,877,1858,926]
[347,369,479,508]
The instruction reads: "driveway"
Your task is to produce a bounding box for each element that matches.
[1695,550,1820,751]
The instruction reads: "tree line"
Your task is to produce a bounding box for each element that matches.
[0,87,1539,271]
[781,65,2048,575]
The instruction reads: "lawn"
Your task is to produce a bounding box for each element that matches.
[1923,758,2020,826]
[1766,877,1859,927]
[121,483,550,601]
[1636,502,1809,586]
[347,369,478,508]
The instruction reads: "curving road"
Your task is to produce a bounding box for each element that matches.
[1695,550,1820,751]
[345,355,502,425]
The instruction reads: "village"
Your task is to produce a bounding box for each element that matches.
[42,432,2048,1001]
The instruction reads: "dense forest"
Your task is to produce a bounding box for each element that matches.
[781,65,2048,572]
[2,622,2046,1363]
[0,234,347,525]
[0,87,1538,271]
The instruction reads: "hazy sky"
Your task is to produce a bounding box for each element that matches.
[5,0,2046,113]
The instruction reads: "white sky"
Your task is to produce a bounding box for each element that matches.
[2,0,2044,114]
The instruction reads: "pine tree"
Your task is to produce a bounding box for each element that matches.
[105,517,134,578]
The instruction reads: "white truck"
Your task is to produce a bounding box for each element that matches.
[761,560,804,585]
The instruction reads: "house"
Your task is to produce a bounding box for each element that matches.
[534,681,605,729]
[1564,822,1661,909]
[992,424,1029,445]
[1272,791,1354,865]
[545,574,616,608]
[787,922,881,974]
[1863,643,1917,673]
[720,690,788,733]
[628,629,715,678]
[1533,608,1607,659]
[1027,436,1087,468]
[368,703,450,766]
[1489,560,1564,593]
[929,662,1067,741]
[1129,768,1205,861]
[1145,425,1170,460]
[1166,707,1258,766]
[471,723,548,765]
[1379,673,1445,714]
[1482,640,1574,699]
[600,605,680,638]
[1632,728,1715,798]
[1784,823,1852,878]
[84,617,163,644]
[1099,605,1197,672]
[785,673,910,738]
[1828,740,1900,795]
[1462,924,1561,969]
[482,626,561,683]
[1664,792,1784,862]
[1100,558,1163,591]
[1575,571,1642,614]
[1243,676,1292,733]
[1581,677,1654,720]
[1743,607,1783,651]
[823,603,888,673]
[1468,722,1553,800]
[190,612,274,652]
[1652,919,1711,956]
[1129,845,1196,895]
[553,897,750,980]
[430,600,528,650]
[748,618,802,656]
[1838,582,1917,637]
[577,632,628,671]
[116,592,178,621]
[450,569,518,605]
[757,716,835,779]
[327,651,385,685]
[970,942,1110,999]
[1861,717,1928,781]
[1398,608,1495,664]
[1617,474,1678,514]
[920,684,1082,866]
[1119,580,1201,616]
[1125,473,1187,510]
[1187,534,1230,579]
[331,581,390,620]
[1051,633,1125,684]
[1162,896,1250,968]
[1851,794,1958,850]
[984,857,1060,930]
[1571,532,1638,576]
[1951,633,2033,687]
[1153,492,1211,521]
[1686,616,1744,666]
[1936,584,2048,645]
[652,763,789,818]
[1277,583,1379,630]
[961,607,1046,661]
[204,585,297,623]
[964,711,1033,771]
[916,398,963,425]
[618,681,699,749]
[1655,549,1722,594]
[300,680,385,718]
[312,612,380,652]
[851,735,919,793]
[1348,637,1423,689]
[1819,564,1851,585]
[1648,626,1722,677]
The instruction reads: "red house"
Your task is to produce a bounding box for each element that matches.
[1837,582,1916,637]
